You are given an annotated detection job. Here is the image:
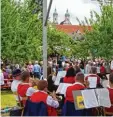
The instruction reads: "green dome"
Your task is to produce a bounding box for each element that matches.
[65,9,70,17]
[53,8,58,16]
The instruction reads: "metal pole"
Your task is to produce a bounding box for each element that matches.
[43,0,47,79]
[44,0,53,26]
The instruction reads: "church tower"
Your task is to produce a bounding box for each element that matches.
[60,9,71,25]
[53,8,58,24]
[64,9,71,24]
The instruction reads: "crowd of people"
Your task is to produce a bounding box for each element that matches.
[0,56,113,116]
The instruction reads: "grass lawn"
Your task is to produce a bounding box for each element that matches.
[1,90,17,108]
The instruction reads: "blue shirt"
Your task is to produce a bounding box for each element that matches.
[33,64,41,73]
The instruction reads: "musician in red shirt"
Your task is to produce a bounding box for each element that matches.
[63,67,76,84]
[105,73,113,115]
[100,63,107,80]
[30,80,59,116]
[65,72,86,102]
[17,71,36,106]
[85,66,101,88]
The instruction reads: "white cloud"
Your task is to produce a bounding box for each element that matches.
[48,0,101,24]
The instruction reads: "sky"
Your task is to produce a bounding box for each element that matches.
[47,0,101,24]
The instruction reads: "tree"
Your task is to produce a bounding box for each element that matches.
[47,26,74,57]
[1,0,42,63]
[1,0,74,63]
[75,0,113,59]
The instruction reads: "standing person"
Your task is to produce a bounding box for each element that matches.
[2,68,9,79]
[105,73,113,116]
[85,61,91,74]
[52,60,57,73]
[100,63,107,80]
[79,60,85,74]
[27,61,33,78]
[33,61,41,79]
[17,71,37,106]
[48,58,53,67]
[110,59,113,73]
[11,69,22,104]
[57,57,63,71]
[15,64,20,69]
[0,69,4,86]
[6,65,12,74]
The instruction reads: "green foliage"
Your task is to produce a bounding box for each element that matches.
[75,1,113,59]
[47,27,73,57]
[1,0,42,63]
[1,0,73,63]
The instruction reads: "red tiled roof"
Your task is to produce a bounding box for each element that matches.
[55,25,92,34]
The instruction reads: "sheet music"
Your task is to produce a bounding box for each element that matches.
[72,90,85,110]
[88,77,97,88]
[95,88,111,108]
[102,80,109,88]
[54,71,66,85]
[56,83,72,94]
[82,89,99,108]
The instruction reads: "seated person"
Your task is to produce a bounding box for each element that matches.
[17,70,37,106]
[85,66,101,88]
[3,68,9,79]
[30,80,59,116]
[62,72,89,116]
[62,67,76,84]
[11,69,22,104]
[105,72,113,115]
[47,74,57,92]
[65,72,86,102]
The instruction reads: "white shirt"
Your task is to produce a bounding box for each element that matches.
[110,60,113,70]
[11,80,22,101]
[26,87,37,96]
[0,71,4,85]
[11,80,21,92]
[85,64,91,74]
[97,66,100,73]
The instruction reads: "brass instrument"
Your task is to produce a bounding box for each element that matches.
[29,78,39,87]
[47,90,63,101]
